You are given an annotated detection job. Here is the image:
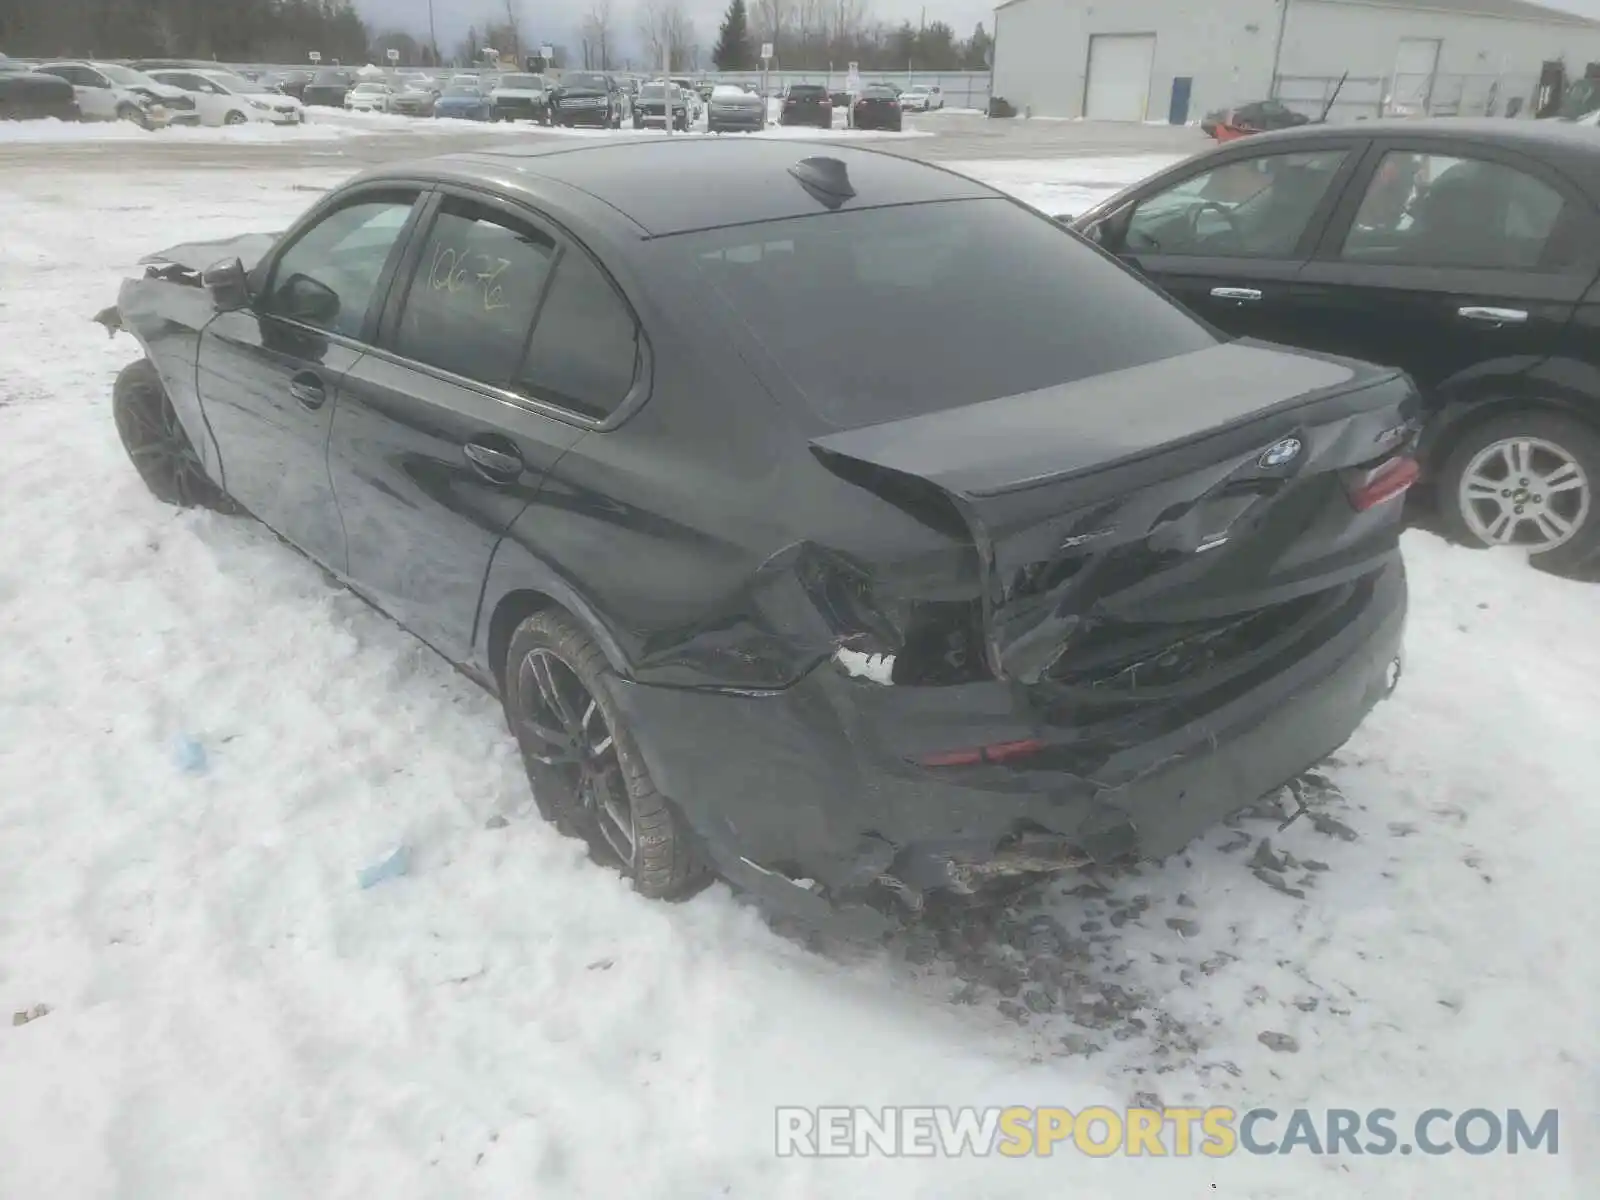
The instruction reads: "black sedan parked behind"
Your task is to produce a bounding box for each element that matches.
[98,140,1412,936]
[0,57,79,120]
[849,84,902,131]
[1070,118,1600,577]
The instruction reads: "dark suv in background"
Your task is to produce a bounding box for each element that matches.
[780,83,832,128]
[550,71,624,127]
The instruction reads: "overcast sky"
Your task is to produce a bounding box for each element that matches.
[353,0,997,61]
[355,0,1600,64]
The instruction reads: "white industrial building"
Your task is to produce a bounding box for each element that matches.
[990,0,1600,122]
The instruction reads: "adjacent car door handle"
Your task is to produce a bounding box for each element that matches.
[463,439,523,480]
[1458,306,1528,325]
[1210,287,1263,302]
[289,373,326,409]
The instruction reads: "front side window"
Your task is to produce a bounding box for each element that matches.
[392,198,558,387]
[678,197,1217,428]
[1341,150,1569,270]
[264,194,418,338]
[1123,149,1348,259]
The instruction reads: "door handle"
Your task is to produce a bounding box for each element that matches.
[464,440,523,480]
[1458,306,1528,325]
[289,373,326,409]
[1210,287,1263,302]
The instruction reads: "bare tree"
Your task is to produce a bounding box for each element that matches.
[635,0,696,73]
[500,0,524,63]
[582,0,616,70]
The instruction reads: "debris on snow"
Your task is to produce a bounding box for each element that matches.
[1257,1031,1301,1054]
[11,1003,51,1027]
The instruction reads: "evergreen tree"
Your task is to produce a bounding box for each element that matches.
[711,0,753,71]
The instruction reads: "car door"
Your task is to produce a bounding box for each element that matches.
[197,185,427,573]
[151,72,215,123]
[1286,139,1598,397]
[40,64,112,118]
[1095,139,1366,345]
[329,190,609,662]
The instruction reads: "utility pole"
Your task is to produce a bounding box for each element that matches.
[428,0,439,65]
[1269,0,1291,100]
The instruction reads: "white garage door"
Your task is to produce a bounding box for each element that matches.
[1085,33,1156,121]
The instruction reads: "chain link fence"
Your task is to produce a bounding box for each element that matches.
[1275,72,1543,121]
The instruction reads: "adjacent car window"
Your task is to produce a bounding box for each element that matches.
[393,198,557,386]
[264,194,417,338]
[1125,150,1349,258]
[679,197,1218,427]
[515,249,640,420]
[1341,150,1568,270]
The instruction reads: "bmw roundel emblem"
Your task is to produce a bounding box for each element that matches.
[1258,437,1303,469]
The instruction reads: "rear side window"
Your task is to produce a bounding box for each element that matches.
[392,197,557,386]
[1342,150,1570,270]
[515,250,640,420]
[679,197,1216,427]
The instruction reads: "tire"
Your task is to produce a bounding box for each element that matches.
[117,103,151,130]
[224,110,247,125]
[503,609,707,899]
[1436,409,1600,577]
[632,116,643,130]
[112,359,234,512]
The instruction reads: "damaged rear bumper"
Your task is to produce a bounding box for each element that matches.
[605,560,1406,937]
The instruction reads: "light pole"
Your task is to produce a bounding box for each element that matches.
[428,0,439,65]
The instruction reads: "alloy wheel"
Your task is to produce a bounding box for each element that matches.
[117,388,212,507]
[515,648,635,867]
[1458,436,1591,552]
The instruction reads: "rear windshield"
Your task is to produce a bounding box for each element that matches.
[444,83,480,96]
[677,198,1217,427]
[312,70,347,84]
[563,73,606,89]
[498,74,543,89]
[787,85,826,97]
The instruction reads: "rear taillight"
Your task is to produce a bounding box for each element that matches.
[1344,455,1420,511]
[918,738,1046,768]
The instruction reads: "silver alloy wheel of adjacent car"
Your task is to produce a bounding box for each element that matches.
[1457,435,1591,552]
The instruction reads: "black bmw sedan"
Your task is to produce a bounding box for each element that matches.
[99,140,1413,936]
[1071,118,1600,577]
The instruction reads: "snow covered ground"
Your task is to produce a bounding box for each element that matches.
[0,105,932,145]
[0,154,1595,1200]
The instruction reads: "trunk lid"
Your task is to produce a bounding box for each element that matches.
[811,340,1419,685]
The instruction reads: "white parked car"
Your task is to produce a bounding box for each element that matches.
[32,61,201,129]
[146,69,304,126]
[345,82,395,113]
[898,84,944,112]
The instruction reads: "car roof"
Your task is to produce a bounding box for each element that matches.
[360,139,998,237]
[1237,117,1600,192]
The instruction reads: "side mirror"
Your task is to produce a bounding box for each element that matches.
[278,272,340,325]
[1053,212,1075,224]
[201,257,251,312]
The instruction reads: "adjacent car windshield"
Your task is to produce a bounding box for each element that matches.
[678,198,1217,427]
[498,74,543,89]
[444,83,481,96]
[563,73,606,90]
[640,83,667,98]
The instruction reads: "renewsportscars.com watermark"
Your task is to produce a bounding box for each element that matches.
[775,1106,1561,1158]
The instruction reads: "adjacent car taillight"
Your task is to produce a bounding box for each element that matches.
[1343,455,1420,512]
